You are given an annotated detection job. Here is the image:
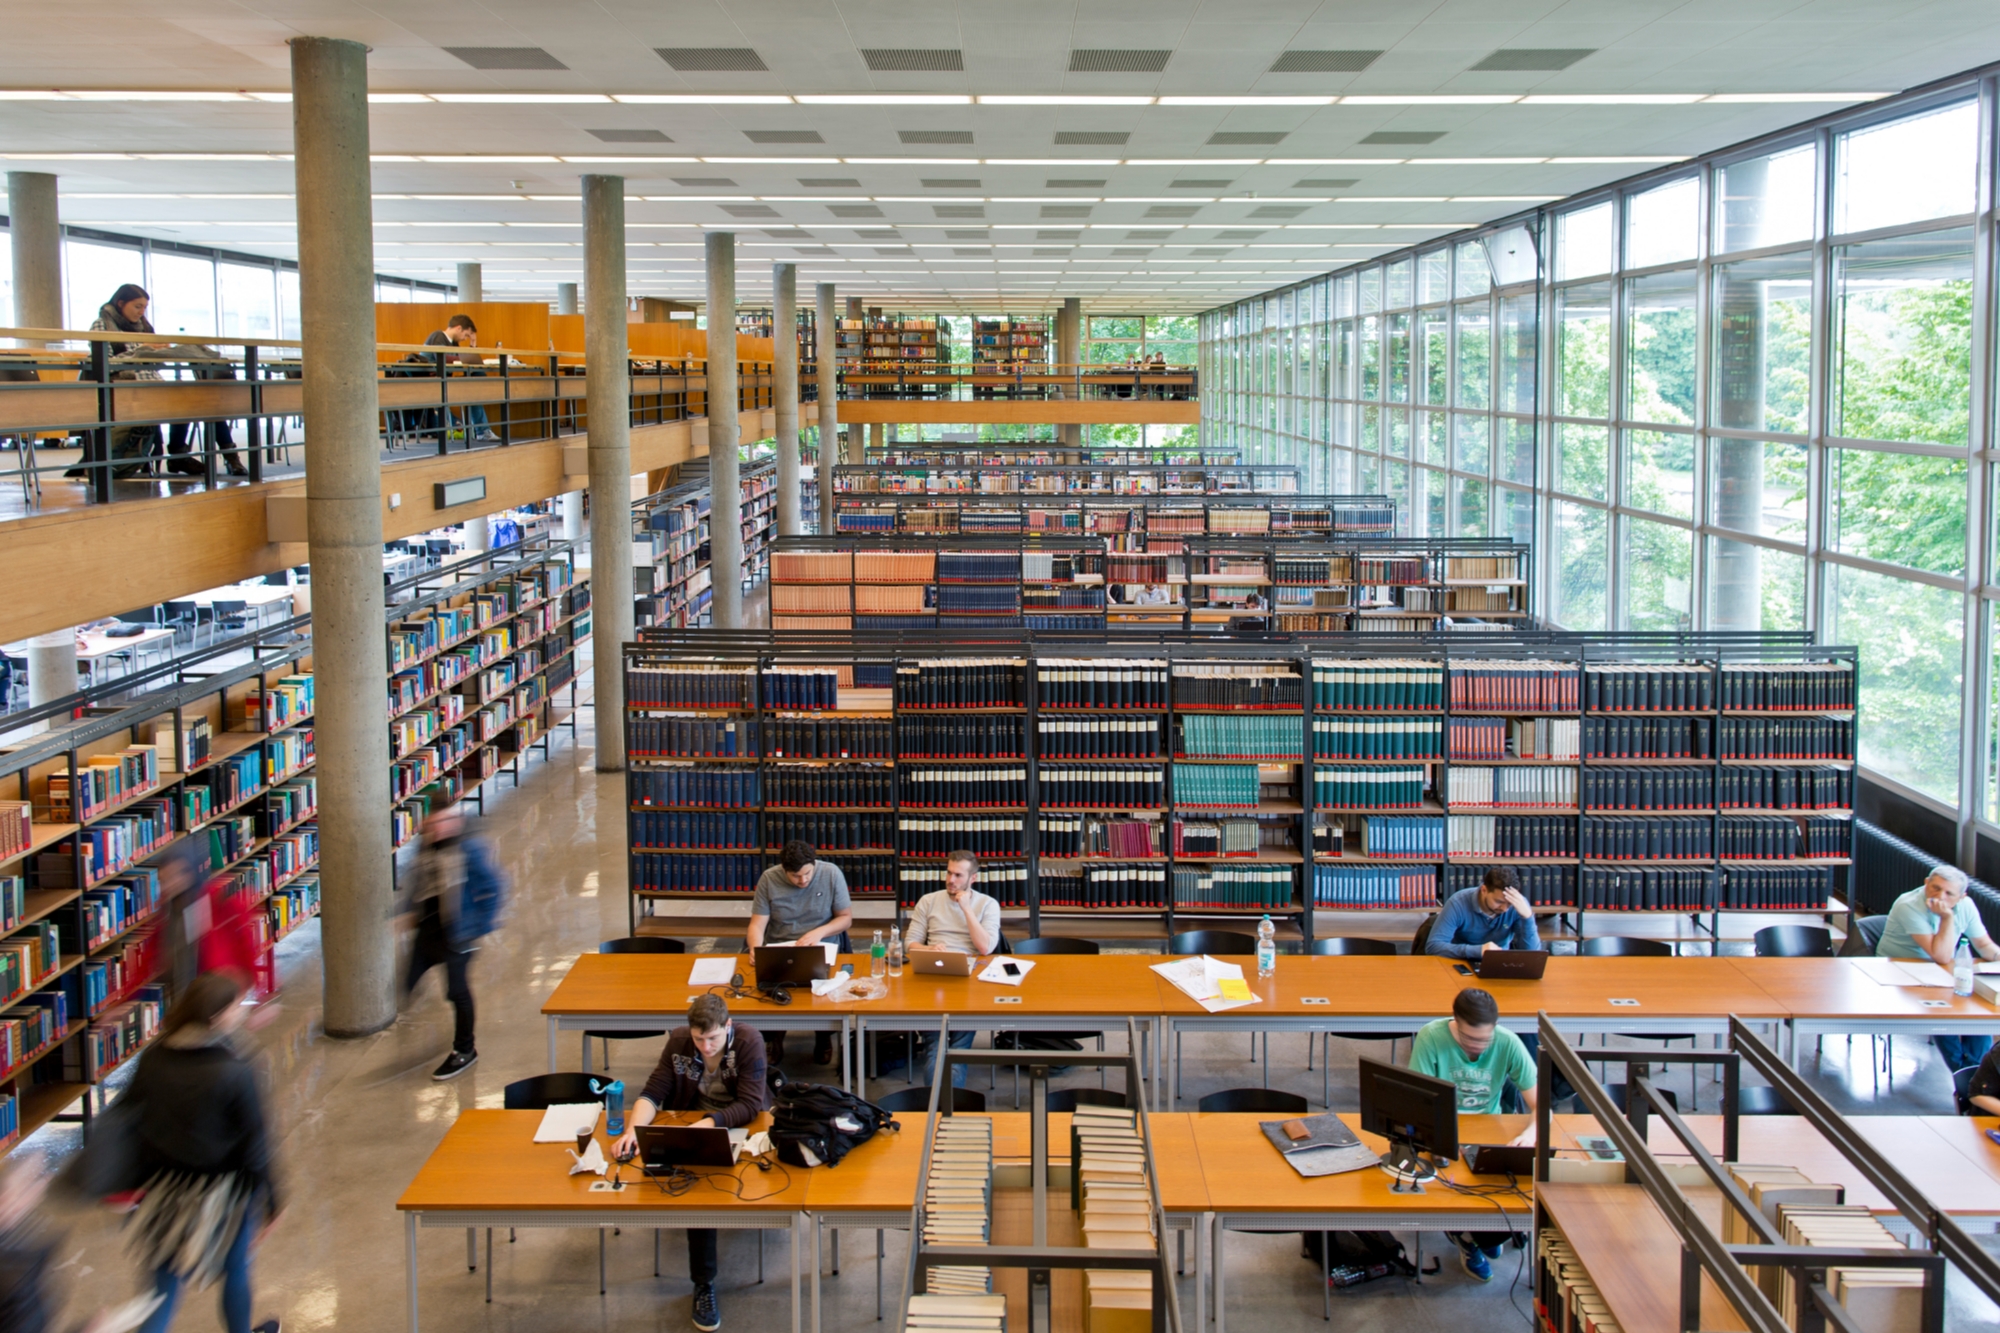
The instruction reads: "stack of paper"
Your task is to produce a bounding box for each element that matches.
[1150,955,1260,1013]
[923,1116,996,1297]
[532,1103,602,1143]
[1535,1229,1620,1333]
[1778,1204,1921,1333]
[1073,1105,1155,1333]
[908,1294,1007,1332]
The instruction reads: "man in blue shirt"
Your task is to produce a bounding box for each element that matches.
[1877,865,2000,1070]
[1425,867,1542,961]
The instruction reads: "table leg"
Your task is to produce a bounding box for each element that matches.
[831,1228,840,1275]
[546,1016,558,1073]
[466,1227,476,1272]
[1210,1214,1221,1333]
[810,1216,822,1333]
[581,1031,592,1074]
[791,1214,803,1333]
[405,1212,420,1333]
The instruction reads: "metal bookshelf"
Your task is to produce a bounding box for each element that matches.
[768,534,1113,632]
[830,490,1394,541]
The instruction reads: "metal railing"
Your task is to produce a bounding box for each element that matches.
[0,325,781,511]
[833,360,1197,402]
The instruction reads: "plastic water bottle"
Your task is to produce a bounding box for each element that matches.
[871,929,887,979]
[888,925,905,977]
[1256,916,1277,979]
[590,1077,626,1135]
[1955,937,1976,997]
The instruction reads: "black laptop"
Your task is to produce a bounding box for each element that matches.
[753,944,831,988]
[1457,949,1549,981]
[633,1124,736,1170]
[1464,1143,1535,1176]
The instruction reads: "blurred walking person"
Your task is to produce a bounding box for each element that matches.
[401,802,507,1080]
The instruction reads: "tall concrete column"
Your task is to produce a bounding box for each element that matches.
[463,514,489,553]
[26,632,76,709]
[1058,297,1084,454]
[814,282,839,527]
[559,489,584,541]
[706,231,744,628]
[584,176,634,771]
[772,263,802,536]
[842,297,864,464]
[291,36,394,1038]
[6,174,62,332]
[556,282,578,316]
[846,296,863,321]
[456,262,482,303]
[869,422,885,458]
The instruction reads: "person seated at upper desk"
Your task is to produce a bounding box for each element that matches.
[1408,986,1536,1282]
[1877,864,2000,1071]
[612,994,767,1333]
[421,314,500,445]
[747,839,854,1068]
[1424,865,1542,961]
[904,850,1001,1089]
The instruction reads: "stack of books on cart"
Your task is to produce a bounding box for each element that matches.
[1074,1104,1154,1333]
[921,1114,995,1301]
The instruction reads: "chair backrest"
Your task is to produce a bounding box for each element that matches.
[877,1086,988,1114]
[163,600,196,618]
[1167,930,1257,956]
[1046,1088,1129,1113]
[1753,924,1834,958]
[115,608,159,626]
[503,1072,603,1109]
[1011,936,1101,956]
[1955,1064,1978,1115]
[1310,936,1397,957]
[1580,936,1674,958]
[1197,1087,1309,1115]
[600,936,688,955]
[1411,913,1438,955]
[1853,915,1889,953]
[213,600,247,616]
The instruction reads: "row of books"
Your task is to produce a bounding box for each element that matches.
[1176,714,1304,759]
[628,665,756,709]
[0,804,34,862]
[246,674,313,731]
[1171,819,1267,858]
[628,716,761,758]
[630,768,763,809]
[906,717,1026,760]
[85,988,163,1079]
[1534,1229,1615,1333]
[1720,816,1847,860]
[1040,766,1165,810]
[47,745,160,822]
[388,648,478,722]
[933,552,1026,584]
[1360,815,1447,859]
[1073,1103,1155,1333]
[1447,718,1511,760]
[1717,663,1857,711]
[630,812,760,851]
[1313,865,1439,908]
[0,877,23,932]
[629,854,761,895]
[1446,863,1576,905]
[40,802,177,889]
[1578,817,1717,861]
[1172,664,1304,710]
[1583,716,1713,760]
[899,863,1021,908]
[1719,717,1854,760]
[1035,661,1169,711]
[388,603,478,670]
[1312,662,1446,710]
[1722,765,1854,810]
[265,877,321,943]
[201,814,258,870]
[1448,816,1579,858]
[1171,764,1262,809]
[1020,587,1104,610]
[264,729,313,782]
[1042,815,1163,859]
[0,922,59,1004]
[1319,766,1429,808]
[894,660,1029,710]
[916,1114,996,1314]
[768,768,894,809]
[1445,662,1575,711]
[1313,718,1445,760]
[899,817,1026,858]
[81,934,151,1017]
[83,869,163,950]
[1174,863,1294,907]
[1577,767,1715,810]
[936,585,1021,614]
[1039,865,1168,909]
[206,748,264,807]
[1727,1166,1921,1332]
[765,813,895,851]
[1448,765,1579,808]
[155,716,211,771]
[0,990,64,1080]
[265,779,317,835]
[1037,718,1159,758]
[1579,665,1713,713]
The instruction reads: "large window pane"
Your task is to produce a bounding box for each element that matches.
[1496,485,1534,545]
[1453,415,1489,476]
[1557,283,1611,418]
[1382,458,1408,517]
[1452,476,1488,537]
[1385,312,1411,402]
[1418,306,1448,405]
[1556,423,1608,501]
[1624,269,1697,426]
[148,252,216,336]
[66,240,145,329]
[1716,144,1817,254]
[1625,429,1694,519]
[1497,293,1537,415]
[1707,538,1804,633]
[1557,203,1613,281]
[218,263,278,338]
[1418,249,1450,305]
[1836,101,1978,235]
[1498,418,1535,485]
[1832,229,1973,447]
[1418,411,1446,467]
[1552,500,1608,631]
[1710,438,1808,542]
[1829,566,1962,805]
[1356,450,1380,494]
[1359,313,1380,400]
[1386,258,1413,308]
[1625,177,1698,269]
[1829,447,1967,576]
[1623,518,1693,631]
[1713,252,1812,436]
[1420,466,1446,536]
[276,269,301,340]
[1454,240,1491,298]
[1454,303,1490,409]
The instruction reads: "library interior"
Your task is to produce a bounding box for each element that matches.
[9,7,2000,1333]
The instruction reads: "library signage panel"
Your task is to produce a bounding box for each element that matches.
[434,475,487,509]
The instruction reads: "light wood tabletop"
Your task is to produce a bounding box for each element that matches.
[1726,956,2000,1023]
[1191,1111,1532,1215]
[1539,1181,1751,1333]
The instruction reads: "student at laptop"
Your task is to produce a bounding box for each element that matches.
[905,850,1001,1088]
[748,840,854,1067]
[1424,866,1542,961]
[1877,864,2000,1071]
[612,995,766,1333]
[1408,987,1537,1283]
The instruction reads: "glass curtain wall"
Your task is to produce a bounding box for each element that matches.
[1200,72,2000,845]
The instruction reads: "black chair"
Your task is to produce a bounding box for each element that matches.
[114,607,159,626]
[1046,1088,1128,1113]
[1411,913,1439,956]
[1604,1084,1678,1114]
[1580,937,1673,957]
[1167,930,1257,955]
[210,598,251,639]
[1305,937,1411,1102]
[1012,937,1101,956]
[1852,914,1889,954]
[1955,1065,1979,1115]
[501,1072,603,1109]
[1197,1088,1309,1115]
[1736,1086,1790,1116]
[878,1086,988,1113]
[1309,937,1397,957]
[1754,925,1834,958]
[585,938,687,1069]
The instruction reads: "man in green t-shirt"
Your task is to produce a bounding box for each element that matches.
[1407,987,1537,1283]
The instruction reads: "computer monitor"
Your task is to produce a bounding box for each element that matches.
[1357,1057,1459,1190]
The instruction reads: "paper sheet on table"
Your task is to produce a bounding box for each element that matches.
[533,1102,603,1143]
[1852,957,1956,987]
[1151,955,1262,1013]
[688,957,737,986]
[977,957,1034,986]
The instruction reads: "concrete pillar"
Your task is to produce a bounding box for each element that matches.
[6,173,62,332]
[846,296,863,321]
[290,35,395,1038]
[559,489,584,542]
[1059,297,1084,454]
[772,263,802,536]
[456,262,482,303]
[583,175,635,772]
[706,231,744,628]
[26,631,76,709]
[815,282,839,527]
[869,422,885,459]
[463,514,489,553]
[556,282,578,316]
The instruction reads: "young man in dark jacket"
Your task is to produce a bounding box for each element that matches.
[612,995,767,1332]
[401,803,507,1080]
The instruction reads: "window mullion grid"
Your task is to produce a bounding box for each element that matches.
[1607,193,1630,628]
[1535,213,1558,621]
[1804,125,1836,640]
[1691,160,1717,631]
[1959,73,1999,848]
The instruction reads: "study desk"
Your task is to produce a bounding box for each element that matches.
[542,952,857,1091]
[188,584,297,629]
[74,626,176,679]
[395,1109,810,1333]
[1725,956,2000,1056]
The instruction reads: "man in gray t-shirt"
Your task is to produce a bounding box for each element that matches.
[748,840,854,1067]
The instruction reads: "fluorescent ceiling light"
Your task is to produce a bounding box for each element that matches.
[1408,157,1547,165]
[982,158,1122,166]
[369,94,436,103]
[977,95,1159,107]
[1265,158,1395,166]
[844,157,980,165]
[563,155,700,163]
[1341,95,1522,106]
[610,94,793,104]
[1123,159,1263,166]
[796,94,972,105]
[1521,94,1704,105]
[431,93,612,104]
[417,155,560,163]
[702,156,842,164]
[1159,95,1335,106]
[1703,92,1889,103]
[1548,155,1689,163]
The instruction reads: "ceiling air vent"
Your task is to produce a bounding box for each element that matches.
[901,130,973,144]
[657,48,768,71]
[1471,48,1594,71]
[1269,50,1382,73]
[444,47,567,70]
[1069,50,1171,72]
[862,49,965,71]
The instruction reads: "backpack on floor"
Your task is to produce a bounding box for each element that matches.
[769,1082,897,1168]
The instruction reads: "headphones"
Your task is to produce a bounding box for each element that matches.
[727,972,792,1006]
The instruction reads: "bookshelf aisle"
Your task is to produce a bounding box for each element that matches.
[623,632,1857,946]
[973,316,1049,375]
[833,462,1303,502]
[831,491,1392,541]
[632,458,807,629]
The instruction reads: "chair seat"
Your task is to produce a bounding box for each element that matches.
[584,1027,665,1042]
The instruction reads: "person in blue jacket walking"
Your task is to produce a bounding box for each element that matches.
[402,802,507,1080]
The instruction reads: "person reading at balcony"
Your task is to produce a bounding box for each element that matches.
[423,315,500,444]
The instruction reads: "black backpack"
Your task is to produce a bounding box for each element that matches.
[769,1082,897,1168]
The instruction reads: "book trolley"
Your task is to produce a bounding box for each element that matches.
[621,629,1857,947]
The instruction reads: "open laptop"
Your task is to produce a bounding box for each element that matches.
[753,944,832,989]
[909,950,979,977]
[1455,949,1549,981]
[1463,1143,1536,1176]
[632,1124,736,1171]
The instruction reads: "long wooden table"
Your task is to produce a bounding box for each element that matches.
[1726,956,2000,1055]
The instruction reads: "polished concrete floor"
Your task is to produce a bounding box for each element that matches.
[19,641,2000,1332]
